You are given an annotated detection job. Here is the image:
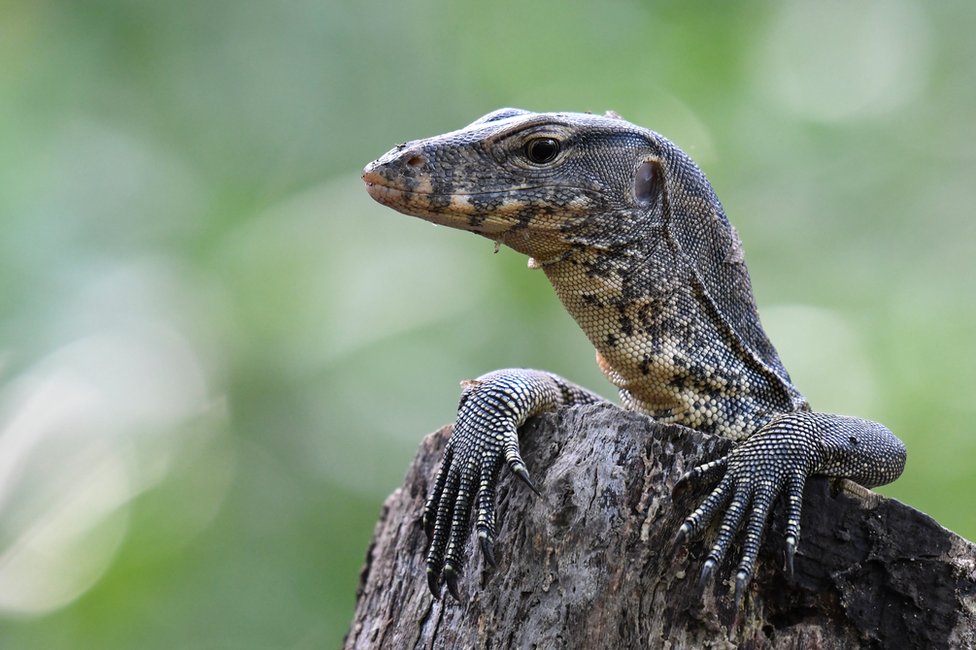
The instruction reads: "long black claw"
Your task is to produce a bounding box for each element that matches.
[671,523,688,556]
[480,534,497,569]
[697,558,716,589]
[511,464,541,496]
[443,564,463,602]
[426,569,441,599]
[734,570,748,608]
[785,535,796,579]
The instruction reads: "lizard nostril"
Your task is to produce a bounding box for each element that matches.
[406,154,426,169]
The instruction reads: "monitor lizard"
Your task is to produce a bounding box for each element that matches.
[361,108,907,606]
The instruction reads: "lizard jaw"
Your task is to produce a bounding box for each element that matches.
[363,167,549,238]
[363,172,512,235]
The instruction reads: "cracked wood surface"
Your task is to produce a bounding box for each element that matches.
[344,403,976,649]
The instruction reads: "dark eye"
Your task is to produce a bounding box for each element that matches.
[525,138,560,164]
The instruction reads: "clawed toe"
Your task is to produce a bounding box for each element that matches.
[734,570,748,608]
[697,558,716,588]
[443,564,463,602]
[426,567,441,599]
[785,534,796,579]
[509,461,541,496]
[671,523,689,553]
[479,533,497,569]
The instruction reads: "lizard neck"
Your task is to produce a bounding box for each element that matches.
[542,245,806,439]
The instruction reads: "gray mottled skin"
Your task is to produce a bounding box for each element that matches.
[362,109,907,605]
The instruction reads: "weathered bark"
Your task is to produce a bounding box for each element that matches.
[345,403,976,649]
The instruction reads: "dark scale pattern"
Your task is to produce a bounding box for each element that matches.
[363,109,908,603]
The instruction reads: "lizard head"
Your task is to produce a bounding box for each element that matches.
[363,109,675,262]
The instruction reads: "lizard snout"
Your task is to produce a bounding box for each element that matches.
[363,145,438,214]
[363,145,430,187]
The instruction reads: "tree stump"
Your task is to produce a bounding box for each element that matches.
[344,402,976,649]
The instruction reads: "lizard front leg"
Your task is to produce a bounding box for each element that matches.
[672,412,907,604]
[423,368,604,601]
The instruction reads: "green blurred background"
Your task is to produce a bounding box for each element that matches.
[0,1,973,647]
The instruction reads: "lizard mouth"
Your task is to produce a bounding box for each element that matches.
[363,168,601,239]
[364,172,537,201]
[363,177,414,202]
[362,171,456,208]
[363,171,508,233]
[362,169,412,200]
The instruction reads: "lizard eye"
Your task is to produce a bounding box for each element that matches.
[524,138,560,164]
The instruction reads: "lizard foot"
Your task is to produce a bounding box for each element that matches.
[671,412,906,606]
[421,373,548,602]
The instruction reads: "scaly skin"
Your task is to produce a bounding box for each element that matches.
[363,108,907,605]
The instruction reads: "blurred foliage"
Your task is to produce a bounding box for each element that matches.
[0,0,974,647]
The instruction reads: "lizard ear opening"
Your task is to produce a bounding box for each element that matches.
[634,160,663,208]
